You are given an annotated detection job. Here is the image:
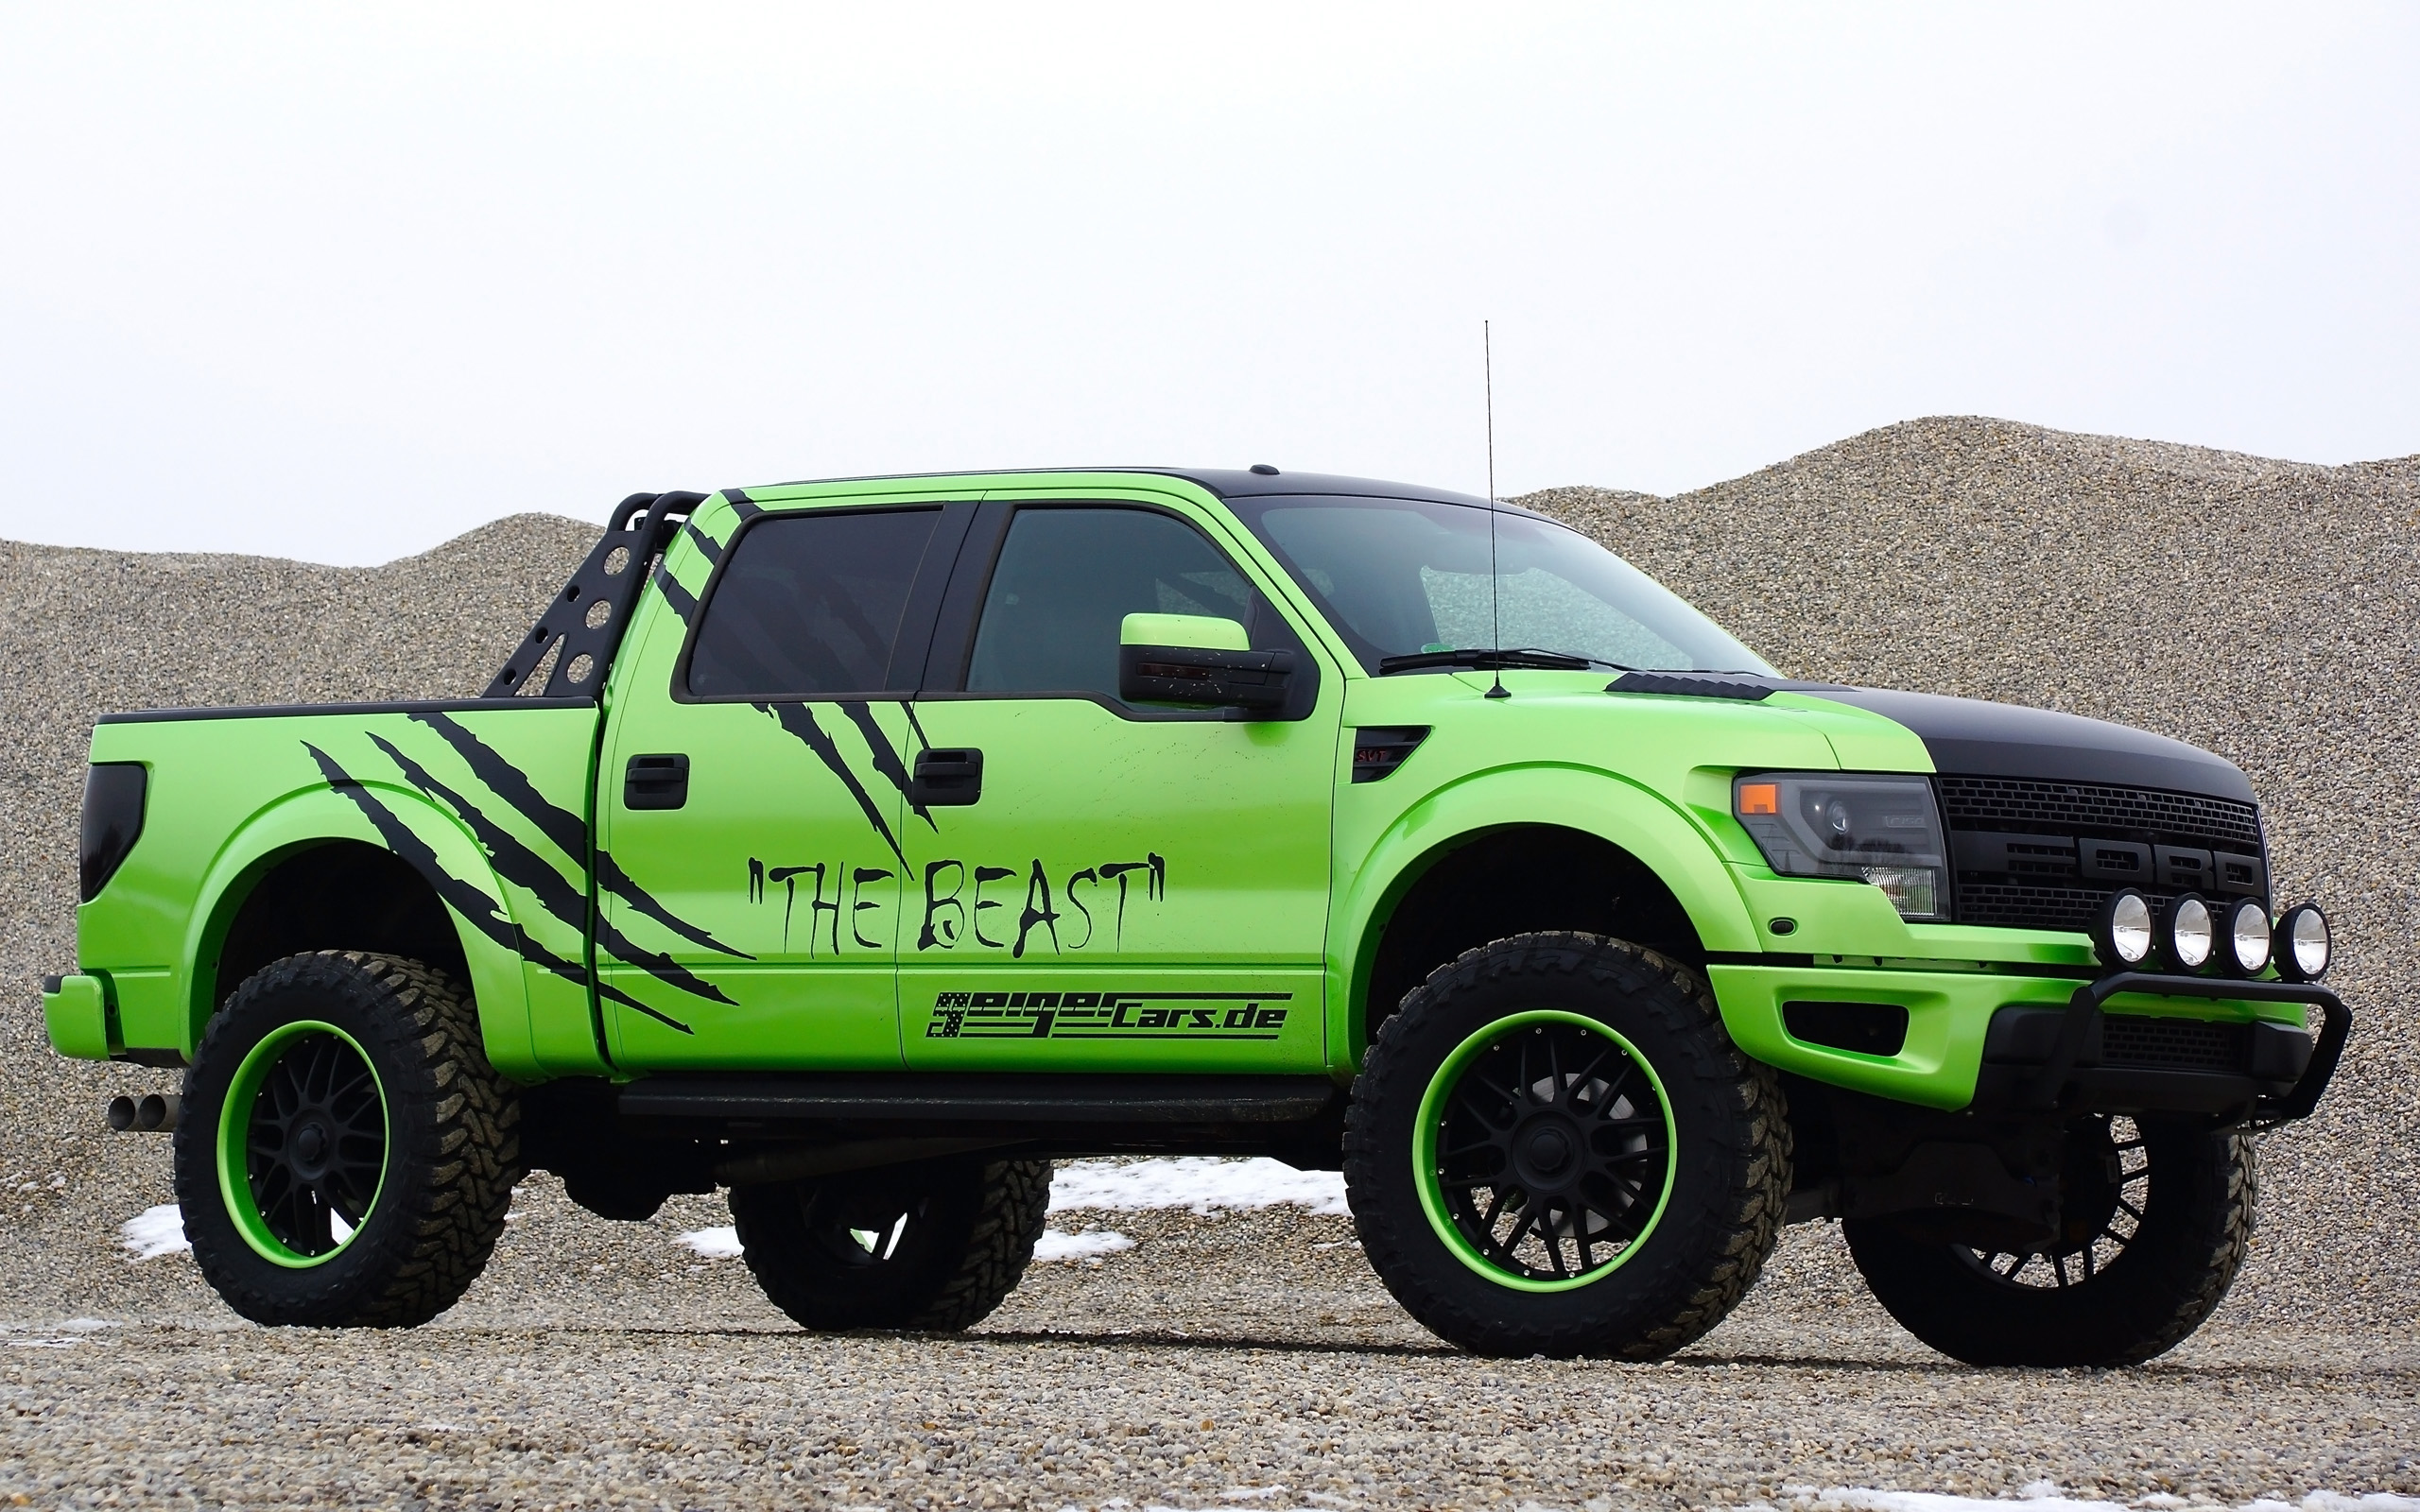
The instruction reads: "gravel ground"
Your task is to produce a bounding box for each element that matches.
[4,421,2416,1508]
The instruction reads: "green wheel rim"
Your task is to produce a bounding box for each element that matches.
[1412,1008,1678,1292]
[216,1019,389,1268]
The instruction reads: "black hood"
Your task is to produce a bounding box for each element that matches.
[1790,685,2256,803]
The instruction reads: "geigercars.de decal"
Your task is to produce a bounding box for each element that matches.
[924,989,1292,1040]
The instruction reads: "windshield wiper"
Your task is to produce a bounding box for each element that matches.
[1376,647,1635,675]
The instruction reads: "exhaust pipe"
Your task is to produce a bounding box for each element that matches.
[106,1093,179,1132]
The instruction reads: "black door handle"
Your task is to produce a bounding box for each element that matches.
[911,747,983,807]
[624,753,690,810]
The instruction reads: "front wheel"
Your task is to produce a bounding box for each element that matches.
[1345,933,1790,1359]
[172,952,521,1328]
[730,1158,1051,1332]
[1846,1115,2256,1366]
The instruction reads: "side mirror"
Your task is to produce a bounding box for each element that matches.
[1117,613,1295,714]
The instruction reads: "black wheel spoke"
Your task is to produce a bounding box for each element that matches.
[237,1028,388,1257]
[1433,1016,1672,1283]
[1565,1044,1616,1103]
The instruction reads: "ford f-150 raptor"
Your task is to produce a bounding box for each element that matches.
[44,469,2347,1364]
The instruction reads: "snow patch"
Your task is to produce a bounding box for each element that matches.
[1033,1228,1135,1263]
[119,1205,189,1261]
[676,1226,744,1259]
[1047,1158,1349,1217]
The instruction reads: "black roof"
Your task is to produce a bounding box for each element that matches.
[1147,469,1553,519]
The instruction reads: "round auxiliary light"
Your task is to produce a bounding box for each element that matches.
[2090,887,2155,969]
[2273,902,2332,983]
[2162,893,2216,973]
[2218,897,2273,977]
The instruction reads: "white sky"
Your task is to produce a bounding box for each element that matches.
[4,4,2415,564]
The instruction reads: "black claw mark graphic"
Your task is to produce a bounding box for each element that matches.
[754,701,906,864]
[723,489,761,520]
[681,518,726,570]
[839,700,935,832]
[653,561,700,627]
[595,849,754,960]
[408,712,585,856]
[304,742,691,1035]
[409,712,753,961]
[366,733,735,1013]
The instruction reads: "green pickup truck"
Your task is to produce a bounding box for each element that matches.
[45,470,2346,1364]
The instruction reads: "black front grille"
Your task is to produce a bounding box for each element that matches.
[1938,776,2262,850]
[1957,883,2119,932]
[1938,776,2265,933]
[2100,1014,2249,1074]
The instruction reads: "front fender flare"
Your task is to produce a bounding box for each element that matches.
[1328,763,1758,1067]
[182,782,545,1074]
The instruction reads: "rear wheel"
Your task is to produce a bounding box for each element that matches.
[729,1158,1051,1332]
[1846,1115,2256,1366]
[1345,933,1790,1358]
[173,952,520,1328]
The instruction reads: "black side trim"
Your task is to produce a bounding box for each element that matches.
[99,697,596,726]
[618,1073,1339,1125]
[1349,727,1428,783]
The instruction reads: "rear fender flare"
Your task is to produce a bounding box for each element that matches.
[182,783,543,1073]
[1329,763,1757,1067]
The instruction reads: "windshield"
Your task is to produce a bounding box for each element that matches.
[1225,494,1775,676]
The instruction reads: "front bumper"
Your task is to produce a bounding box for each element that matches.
[1971,971,2348,1123]
[1711,961,2347,1124]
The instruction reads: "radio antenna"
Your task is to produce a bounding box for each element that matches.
[1483,319,1509,698]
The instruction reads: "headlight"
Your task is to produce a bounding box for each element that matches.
[2163,893,2215,972]
[2218,897,2273,977]
[2273,902,2330,983]
[1733,773,1948,921]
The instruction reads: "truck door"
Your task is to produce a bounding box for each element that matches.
[597,497,971,1068]
[897,496,1339,1072]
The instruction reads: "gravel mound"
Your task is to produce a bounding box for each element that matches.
[0,512,597,1148]
[2,424,2414,1507]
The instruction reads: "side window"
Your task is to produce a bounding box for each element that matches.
[965,507,1259,702]
[685,508,942,697]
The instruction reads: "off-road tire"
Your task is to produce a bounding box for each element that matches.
[1345,932,1789,1358]
[173,951,521,1328]
[730,1158,1052,1332]
[1846,1118,2256,1366]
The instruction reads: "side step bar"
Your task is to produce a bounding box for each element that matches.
[618,1073,1339,1126]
